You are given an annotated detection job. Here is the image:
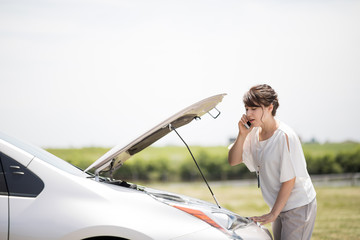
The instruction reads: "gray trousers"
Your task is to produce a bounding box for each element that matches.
[272,198,317,240]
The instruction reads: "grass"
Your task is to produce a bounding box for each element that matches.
[313,187,360,240]
[302,142,360,157]
[146,183,360,240]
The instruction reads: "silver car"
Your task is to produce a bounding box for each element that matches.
[0,94,272,240]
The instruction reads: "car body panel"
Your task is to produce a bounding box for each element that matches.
[0,138,33,167]
[0,197,7,240]
[235,224,273,240]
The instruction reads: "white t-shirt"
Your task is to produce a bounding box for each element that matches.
[242,121,316,212]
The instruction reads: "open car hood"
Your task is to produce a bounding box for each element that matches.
[84,93,226,174]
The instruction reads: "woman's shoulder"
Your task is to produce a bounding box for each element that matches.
[276,121,299,140]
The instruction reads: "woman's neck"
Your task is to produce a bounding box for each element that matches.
[259,118,279,141]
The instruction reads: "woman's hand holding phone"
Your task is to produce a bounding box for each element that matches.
[238,114,252,135]
[244,121,251,129]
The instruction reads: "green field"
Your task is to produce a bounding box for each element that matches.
[46,145,230,169]
[146,183,360,240]
[302,142,360,157]
[47,142,360,167]
[47,142,360,181]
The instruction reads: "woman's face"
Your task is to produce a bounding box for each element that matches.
[245,104,273,127]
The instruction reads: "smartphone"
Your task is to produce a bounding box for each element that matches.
[244,121,251,129]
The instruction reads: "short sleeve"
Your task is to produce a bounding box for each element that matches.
[287,130,310,179]
[242,131,256,172]
[279,133,296,182]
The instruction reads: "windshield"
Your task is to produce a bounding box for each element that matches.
[0,132,88,177]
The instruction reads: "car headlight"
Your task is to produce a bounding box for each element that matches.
[147,189,272,239]
[171,204,250,240]
[147,190,254,239]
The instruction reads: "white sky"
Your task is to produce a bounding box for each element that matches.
[1,0,359,148]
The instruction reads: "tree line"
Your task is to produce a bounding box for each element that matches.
[114,146,360,182]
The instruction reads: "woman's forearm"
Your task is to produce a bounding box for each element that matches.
[250,177,296,225]
[228,134,246,166]
[271,177,296,216]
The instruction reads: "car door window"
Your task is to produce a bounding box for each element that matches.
[0,152,44,197]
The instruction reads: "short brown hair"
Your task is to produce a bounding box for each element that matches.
[243,84,279,116]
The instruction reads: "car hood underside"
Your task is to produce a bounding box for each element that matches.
[84,94,226,175]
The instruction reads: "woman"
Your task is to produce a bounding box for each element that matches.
[228,84,317,240]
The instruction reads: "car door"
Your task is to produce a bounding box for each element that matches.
[0,154,9,240]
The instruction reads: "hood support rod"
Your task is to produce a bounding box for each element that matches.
[169,124,221,209]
